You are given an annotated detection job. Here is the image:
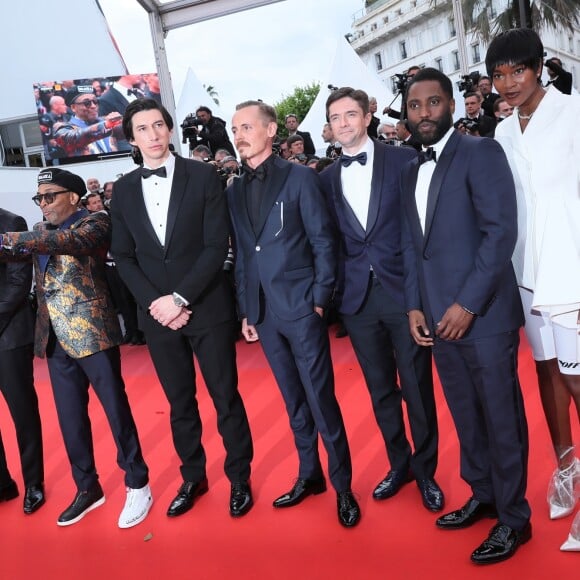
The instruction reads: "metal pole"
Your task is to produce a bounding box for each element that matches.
[518,0,528,27]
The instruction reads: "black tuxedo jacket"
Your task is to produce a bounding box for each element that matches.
[296,130,315,155]
[110,156,234,332]
[227,156,336,325]
[0,209,34,350]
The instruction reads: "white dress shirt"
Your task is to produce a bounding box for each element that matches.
[141,153,175,246]
[414,127,454,233]
[340,137,375,231]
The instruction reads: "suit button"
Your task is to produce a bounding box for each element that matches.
[255,245,261,251]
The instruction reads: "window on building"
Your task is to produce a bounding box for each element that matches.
[449,17,456,38]
[435,57,444,72]
[375,52,383,71]
[371,22,377,31]
[471,43,481,64]
[569,36,574,52]
[399,40,408,60]
[390,76,399,94]
[431,25,441,45]
[452,50,460,71]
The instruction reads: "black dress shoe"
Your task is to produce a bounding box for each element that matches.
[230,481,253,517]
[166,478,208,517]
[416,478,444,512]
[57,483,105,526]
[273,477,327,508]
[372,470,412,500]
[337,491,360,528]
[0,480,18,502]
[471,522,532,564]
[436,497,498,529]
[130,331,146,346]
[23,484,45,514]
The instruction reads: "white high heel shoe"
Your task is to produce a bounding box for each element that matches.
[548,458,580,520]
[560,511,580,551]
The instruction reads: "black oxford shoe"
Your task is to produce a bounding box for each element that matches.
[471,522,532,564]
[436,497,498,529]
[167,478,209,517]
[23,484,45,514]
[372,470,412,500]
[273,477,327,508]
[416,478,444,512]
[0,480,18,502]
[230,481,253,517]
[337,491,360,528]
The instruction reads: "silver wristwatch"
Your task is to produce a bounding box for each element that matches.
[172,292,188,308]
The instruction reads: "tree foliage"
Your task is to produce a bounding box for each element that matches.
[460,0,580,43]
[273,82,321,137]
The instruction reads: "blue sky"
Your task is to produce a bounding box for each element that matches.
[99,0,363,115]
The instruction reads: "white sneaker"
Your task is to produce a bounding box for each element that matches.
[548,458,580,520]
[118,484,153,529]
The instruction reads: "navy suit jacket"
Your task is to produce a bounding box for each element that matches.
[227,156,336,325]
[400,130,523,339]
[320,141,417,315]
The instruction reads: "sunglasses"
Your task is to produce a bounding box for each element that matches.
[32,190,73,206]
[73,98,98,107]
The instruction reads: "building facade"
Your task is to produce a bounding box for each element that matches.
[350,0,580,98]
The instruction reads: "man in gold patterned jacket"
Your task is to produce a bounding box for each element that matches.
[0,168,152,529]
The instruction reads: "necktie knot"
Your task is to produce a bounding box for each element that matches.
[244,164,267,182]
[418,147,437,165]
[340,152,367,168]
[141,166,167,179]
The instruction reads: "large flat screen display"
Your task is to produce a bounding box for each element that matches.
[34,73,162,165]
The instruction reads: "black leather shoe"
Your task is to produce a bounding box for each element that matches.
[23,484,45,514]
[436,497,498,529]
[471,522,532,564]
[166,478,208,517]
[337,491,360,528]
[372,470,412,500]
[230,481,253,517]
[130,331,146,346]
[57,483,105,526]
[273,477,327,508]
[416,478,444,512]
[0,480,18,502]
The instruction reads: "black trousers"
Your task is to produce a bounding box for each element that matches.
[433,330,531,530]
[343,277,438,479]
[144,319,253,483]
[46,335,149,491]
[257,306,352,492]
[0,344,44,488]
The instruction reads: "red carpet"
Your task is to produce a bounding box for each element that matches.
[0,329,577,579]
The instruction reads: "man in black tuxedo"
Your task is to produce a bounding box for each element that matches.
[463,91,496,137]
[545,57,573,95]
[284,113,315,155]
[110,99,253,519]
[401,68,530,564]
[319,87,442,513]
[0,209,44,515]
[227,100,360,528]
[477,76,501,118]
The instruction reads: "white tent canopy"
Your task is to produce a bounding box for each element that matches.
[299,36,397,152]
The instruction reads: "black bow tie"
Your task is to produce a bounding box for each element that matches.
[141,166,167,179]
[127,88,143,98]
[418,147,437,165]
[340,152,367,167]
[244,164,267,182]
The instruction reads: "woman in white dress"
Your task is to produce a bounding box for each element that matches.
[486,28,580,551]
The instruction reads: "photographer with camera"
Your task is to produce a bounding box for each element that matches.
[195,106,236,156]
[383,65,421,120]
[463,91,496,137]
[477,76,501,119]
[545,57,573,95]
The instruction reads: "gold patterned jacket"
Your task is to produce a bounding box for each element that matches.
[0,209,122,358]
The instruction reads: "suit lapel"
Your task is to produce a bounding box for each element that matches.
[424,130,460,245]
[365,142,383,234]
[164,156,188,251]
[255,157,292,239]
[232,176,254,239]
[127,170,163,250]
[332,162,366,238]
[402,161,424,244]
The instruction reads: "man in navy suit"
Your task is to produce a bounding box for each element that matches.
[319,87,442,513]
[401,68,531,564]
[227,100,360,527]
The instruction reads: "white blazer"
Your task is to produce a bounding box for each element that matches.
[495,86,580,323]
